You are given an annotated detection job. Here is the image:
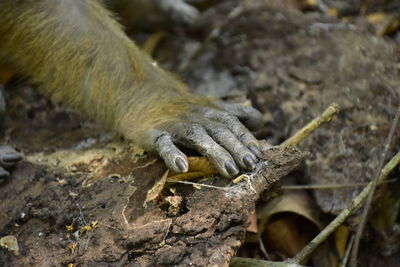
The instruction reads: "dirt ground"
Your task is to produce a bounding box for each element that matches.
[1,0,400,266]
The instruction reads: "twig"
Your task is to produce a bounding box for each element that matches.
[288,151,400,264]
[231,257,305,267]
[142,31,167,56]
[258,236,271,261]
[341,234,355,267]
[281,179,396,190]
[280,103,339,147]
[165,179,229,190]
[350,102,400,267]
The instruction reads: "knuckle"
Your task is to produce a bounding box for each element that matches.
[208,125,224,136]
[185,124,203,139]
[204,142,228,158]
[224,114,240,124]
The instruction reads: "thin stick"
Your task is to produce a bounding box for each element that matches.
[281,179,396,190]
[350,102,400,267]
[231,257,304,267]
[165,179,229,191]
[340,234,355,267]
[258,236,271,261]
[289,151,400,264]
[280,103,339,147]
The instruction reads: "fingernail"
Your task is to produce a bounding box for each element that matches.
[248,144,262,158]
[225,161,239,176]
[243,154,256,170]
[175,157,188,172]
[2,154,23,163]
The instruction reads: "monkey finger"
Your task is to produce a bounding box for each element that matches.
[154,134,188,173]
[216,102,263,131]
[204,122,257,170]
[201,109,263,158]
[0,145,23,167]
[177,124,239,178]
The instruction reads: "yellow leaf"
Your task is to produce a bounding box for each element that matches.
[145,170,169,204]
[327,7,338,17]
[186,157,218,173]
[167,157,218,182]
[334,225,350,258]
[365,12,387,24]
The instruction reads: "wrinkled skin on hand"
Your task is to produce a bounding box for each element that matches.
[128,100,264,178]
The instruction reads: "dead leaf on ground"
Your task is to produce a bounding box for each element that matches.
[334,225,350,259]
[168,157,218,181]
[365,12,400,36]
[257,191,324,261]
[258,191,324,233]
[246,209,258,233]
[144,170,169,204]
[145,157,219,204]
[283,0,317,11]
[262,215,310,259]
[0,235,19,256]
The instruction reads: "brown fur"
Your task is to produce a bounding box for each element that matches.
[0,0,213,148]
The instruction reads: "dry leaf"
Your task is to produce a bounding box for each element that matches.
[186,157,218,173]
[262,215,310,258]
[334,225,350,258]
[246,209,258,233]
[257,191,324,262]
[258,191,324,233]
[0,235,19,256]
[145,170,169,204]
[146,157,219,204]
[283,0,317,11]
[167,157,218,181]
[365,12,400,37]
[168,171,211,182]
[327,7,338,17]
[365,12,387,24]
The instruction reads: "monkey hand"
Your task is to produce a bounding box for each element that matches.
[121,99,263,178]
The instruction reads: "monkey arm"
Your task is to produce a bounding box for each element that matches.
[0,0,263,178]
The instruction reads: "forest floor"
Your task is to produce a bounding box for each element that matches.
[0,0,399,266]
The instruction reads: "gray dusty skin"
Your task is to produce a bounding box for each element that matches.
[0,0,263,178]
[0,86,23,180]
